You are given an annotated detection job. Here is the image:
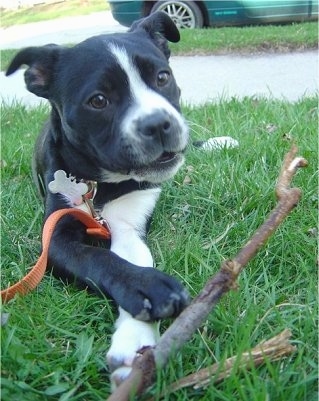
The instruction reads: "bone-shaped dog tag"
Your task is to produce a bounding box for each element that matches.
[48,170,88,206]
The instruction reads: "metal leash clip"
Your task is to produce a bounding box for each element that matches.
[82,181,111,233]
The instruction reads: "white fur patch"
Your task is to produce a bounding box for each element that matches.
[103,45,188,386]
[100,153,185,185]
[103,188,161,385]
[108,44,188,151]
[106,309,159,368]
[101,188,160,266]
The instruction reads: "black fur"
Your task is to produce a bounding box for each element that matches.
[6,12,190,321]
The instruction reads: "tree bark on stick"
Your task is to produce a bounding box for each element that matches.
[160,328,296,396]
[106,145,307,401]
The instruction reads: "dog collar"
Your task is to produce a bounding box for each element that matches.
[48,170,110,232]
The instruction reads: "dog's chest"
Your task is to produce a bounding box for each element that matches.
[100,188,161,267]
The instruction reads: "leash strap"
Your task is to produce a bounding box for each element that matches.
[1,208,110,304]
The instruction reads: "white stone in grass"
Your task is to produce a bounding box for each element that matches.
[199,136,239,150]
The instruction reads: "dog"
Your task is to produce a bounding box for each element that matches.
[6,12,190,385]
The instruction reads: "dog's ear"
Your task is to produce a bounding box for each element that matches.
[129,11,180,58]
[6,44,60,99]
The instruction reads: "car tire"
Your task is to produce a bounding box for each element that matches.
[151,1,204,29]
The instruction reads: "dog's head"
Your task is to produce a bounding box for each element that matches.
[6,12,189,184]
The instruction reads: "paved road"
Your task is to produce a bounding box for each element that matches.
[0,11,126,49]
[171,51,317,104]
[1,12,317,106]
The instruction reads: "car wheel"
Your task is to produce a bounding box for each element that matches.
[151,1,204,28]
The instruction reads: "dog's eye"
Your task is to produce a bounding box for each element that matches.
[157,71,170,87]
[88,94,109,109]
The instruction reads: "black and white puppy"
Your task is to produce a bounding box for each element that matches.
[6,12,189,383]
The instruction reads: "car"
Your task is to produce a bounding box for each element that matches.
[108,0,318,29]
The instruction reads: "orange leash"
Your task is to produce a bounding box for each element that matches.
[1,208,110,304]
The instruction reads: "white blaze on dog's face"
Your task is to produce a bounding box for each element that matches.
[99,44,189,184]
[5,12,189,187]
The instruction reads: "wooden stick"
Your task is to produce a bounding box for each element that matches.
[165,329,296,394]
[106,146,307,400]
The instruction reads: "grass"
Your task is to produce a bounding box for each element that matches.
[1,0,108,27]
[176,21,318,55]
[1,97,318,400]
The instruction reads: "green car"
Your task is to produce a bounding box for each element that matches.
[108,0,318,28]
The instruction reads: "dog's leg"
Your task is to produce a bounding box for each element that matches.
[102,188,162,386]
[106,308,159,388]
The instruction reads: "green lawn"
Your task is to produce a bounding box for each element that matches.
[1,0,108,27]
[1,97,317,400]
[176,21,318,54]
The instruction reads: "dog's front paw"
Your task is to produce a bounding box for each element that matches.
[106,310,159,370]
[135,269,191,321]
[106,309,159,390]
[109,366,132,391]
[110,267,190,321]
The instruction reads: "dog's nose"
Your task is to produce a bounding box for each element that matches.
[137,112,172,139]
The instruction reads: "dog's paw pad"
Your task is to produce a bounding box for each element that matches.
[153,288,190,319]
[134,298,153,320]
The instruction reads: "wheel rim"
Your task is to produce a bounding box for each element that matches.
[159,2,196,28]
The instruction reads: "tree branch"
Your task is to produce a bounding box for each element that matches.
[106,145,307,400]
[159,329,296,397]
